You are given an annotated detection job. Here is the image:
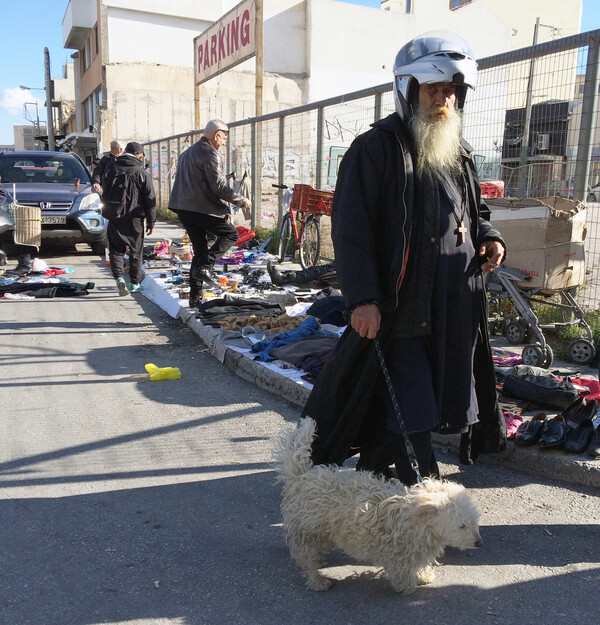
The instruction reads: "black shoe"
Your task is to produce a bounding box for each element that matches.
[191,268,219,288]
[564,419,595,454]
[267,260,284,286]
[537,415,568,449]
[561,397,597,429]
[15,254,32,275]
[587,425,600,458]
[514,413,547,445]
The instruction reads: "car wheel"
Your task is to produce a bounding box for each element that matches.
[90,238,108,256]
[587,193,596,202]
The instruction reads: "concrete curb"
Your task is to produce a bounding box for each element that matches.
[184,314,600,489]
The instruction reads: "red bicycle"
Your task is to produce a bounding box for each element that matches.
[272,183,333,269]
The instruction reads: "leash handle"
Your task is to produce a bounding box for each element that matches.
[374,338,422,483]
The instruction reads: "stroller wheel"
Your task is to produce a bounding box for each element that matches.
[504,321,526,344]
[522,344,546,368]
[542,344,554,368]
[568,338,595,365]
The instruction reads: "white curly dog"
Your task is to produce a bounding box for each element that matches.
[273,417,483,593]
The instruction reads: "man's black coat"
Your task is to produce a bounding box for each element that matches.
[303,113,507,467]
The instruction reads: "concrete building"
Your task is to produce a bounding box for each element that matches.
[61,0,581,154]
[13,125,48,151]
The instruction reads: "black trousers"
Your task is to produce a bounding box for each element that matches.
[356,410,439,486]
[107,216,145,284]
[176,210,238,287]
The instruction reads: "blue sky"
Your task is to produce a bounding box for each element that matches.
[1,0,599,144]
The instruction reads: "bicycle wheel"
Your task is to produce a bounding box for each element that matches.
[299,215,321,269]
[277,213,293,262]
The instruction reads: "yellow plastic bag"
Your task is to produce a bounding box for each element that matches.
[145,363,181,381]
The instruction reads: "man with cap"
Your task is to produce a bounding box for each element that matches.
[302,31,507,485]
[103,141,156,296]
[168,118,251,308]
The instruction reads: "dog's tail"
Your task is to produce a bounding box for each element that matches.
[272,417,317,482]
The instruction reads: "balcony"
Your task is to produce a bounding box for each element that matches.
[63,0,97,49]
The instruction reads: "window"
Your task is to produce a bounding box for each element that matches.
[93,25,99,57]
[83,94,96,129]
[406,0,412,13]
[82,36,91,72]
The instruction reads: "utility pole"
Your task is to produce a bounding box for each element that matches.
[518,17,540,197]
[44,47,55,151]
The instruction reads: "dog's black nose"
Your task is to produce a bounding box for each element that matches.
[475,539,483,548]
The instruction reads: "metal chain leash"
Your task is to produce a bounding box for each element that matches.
[373,338,422,484]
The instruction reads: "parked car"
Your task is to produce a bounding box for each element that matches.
[0,150,107,254]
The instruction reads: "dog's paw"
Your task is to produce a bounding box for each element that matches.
[416,565,435,586]
[305,574,333,592]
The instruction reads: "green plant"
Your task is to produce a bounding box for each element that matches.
[156,204,181,225]
[253,224,280,254]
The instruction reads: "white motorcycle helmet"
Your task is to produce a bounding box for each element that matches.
[393,30,478,120]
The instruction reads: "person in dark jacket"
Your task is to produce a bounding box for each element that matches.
[302,31,507,486]
[168,119,251,308]
[103,141,156,296]
[92,140,124,192]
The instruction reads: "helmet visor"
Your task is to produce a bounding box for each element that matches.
[394,30,474,72]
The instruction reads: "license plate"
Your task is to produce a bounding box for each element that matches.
[41,216,67,224]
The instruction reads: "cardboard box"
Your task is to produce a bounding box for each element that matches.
[487,196,587,293]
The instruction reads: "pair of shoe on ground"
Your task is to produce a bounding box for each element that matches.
[116,277,142,296]
[515,397,600,456]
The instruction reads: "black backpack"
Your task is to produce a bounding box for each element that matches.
[102,166,137,220]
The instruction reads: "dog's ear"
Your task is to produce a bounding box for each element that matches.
[410,489,450,518]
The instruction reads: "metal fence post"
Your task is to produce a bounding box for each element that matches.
[316,105,324,189]
[574,40,600,201]
[278,115,285,224]
[157,142,163,210]
[374,90,382,122]
[251,120,257,229]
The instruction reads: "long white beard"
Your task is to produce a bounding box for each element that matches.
[410,106,463,177]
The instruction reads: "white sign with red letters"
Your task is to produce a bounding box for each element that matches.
[194,0,256,86]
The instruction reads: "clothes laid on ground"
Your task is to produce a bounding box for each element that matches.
[305,294,346,326]
[196,294,284,326]
[269,334,339,368]
[0,280,94,298]
[217,313,310,333]
[250,316,321,362]
[502,373,581,410]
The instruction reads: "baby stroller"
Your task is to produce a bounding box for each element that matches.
[486,195,594,369]
[487,265,595,368]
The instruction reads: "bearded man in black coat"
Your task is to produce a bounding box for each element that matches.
[303,31,507,485]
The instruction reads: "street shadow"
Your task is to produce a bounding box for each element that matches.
[2,469,599,625]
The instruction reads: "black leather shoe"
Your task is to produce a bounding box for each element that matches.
[515,413,547,445]
[564,419,595,454]
[538,415,568,449]
[561,397,598,429]
[587,425,600,458]
[267,260,282,286]
[191,268,219,288]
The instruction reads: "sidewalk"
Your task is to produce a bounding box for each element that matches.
[147,223,600,489]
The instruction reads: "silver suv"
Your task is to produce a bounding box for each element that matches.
[0,150,107,254]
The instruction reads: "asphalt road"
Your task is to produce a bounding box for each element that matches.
[1,241,599,625]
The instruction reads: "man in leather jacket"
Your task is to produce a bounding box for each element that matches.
[168,119,251,308]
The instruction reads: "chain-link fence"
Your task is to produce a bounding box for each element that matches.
[145,29,600,309]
